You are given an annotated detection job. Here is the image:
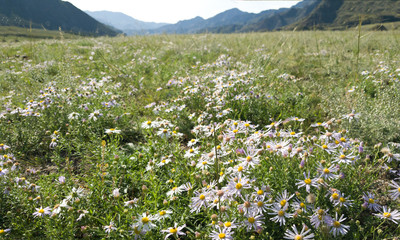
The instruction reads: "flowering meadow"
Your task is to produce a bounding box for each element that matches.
[0,31,400,239]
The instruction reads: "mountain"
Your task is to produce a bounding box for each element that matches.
[85,11,168,35]
[151,8,256,34]
[150,1,319,34]
[0,0,120,36]
[290,0,400,30]
[148,0,400,34]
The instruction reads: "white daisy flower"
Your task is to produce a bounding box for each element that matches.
[33,206,52,218]
[103,221,117,234]
[284,224,315,240]
[374,206,400,224]
[329,213,350,237]
[161,223,186,240]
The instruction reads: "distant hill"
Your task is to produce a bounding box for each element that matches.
[85,11,168,35]
[0,0,120,36]
[146,0,400,34]
[149,1,319,34]
[289,0,400,30]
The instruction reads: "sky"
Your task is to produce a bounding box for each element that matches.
[66,0,301,24]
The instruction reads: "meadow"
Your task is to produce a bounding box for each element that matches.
[0,30,400,239]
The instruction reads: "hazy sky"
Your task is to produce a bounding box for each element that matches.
[66,0,300,24]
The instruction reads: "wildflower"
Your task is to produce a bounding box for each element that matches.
[210,226,234,239]
[362,192,381,212]
[283,224,314,240]
[67,187,85,201]
[310,208,332,228]
[190,191,210,213]
[329,213,350,237]
[296,172,318,193]
[333,151,357,165]
[0,167,8,177]
[316,164,338,180]
[103,221,117,234]
[68,112,80,120]
[58,176,66,184]
[274,189,295,208]
[161,223,186,240]
[221,220,238,230]
[333,192,353,208]
[105,128,121,134]
[33,207,52,218]
[269,204,293,226]
[342,110,360,123]
[112,188,120,198]
[157,209,173,220]
[166,186,184,198]
[225,176,251,197]
[244,213,264,231]
[374,206,400,224]
[389,180,400,200]
[124,199,139,208]
[134,212,157,232]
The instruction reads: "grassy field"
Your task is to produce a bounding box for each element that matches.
[0,30,400,239]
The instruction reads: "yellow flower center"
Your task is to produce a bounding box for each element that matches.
[295,235,303,240]
[333,221,341,228]
[245,123,250,127]
[248,217,255,223]
[280,199,287,207]
[246,156,252,162]
[323,168,330,174]
[383,212,391,218]
[238,166,243,172]
[340,137,346,142]
[162,160,166,163]
[163,129,168,133]
[322,144,328,149]
[0,229,4,234]
[368,198,375,204]
[172,187,177,191]
[290,132,296,135]
[339,197,346,203]
[218,233,226,239]
[142,217,149,223]
[234,122,238,126]
[146,121,152,125]
[217,145,221,150]
[278,210,285,216]
[318,209,325,215]
[257,201,264,207]
[300,203,306,208]
[169,228,177,234]
[331,193,339,200]
[202,161,207,165]
[398,187,400,193]
[257,190,264,195]
[190,149,194,153]
[335,140,340,144]
[317,122,322,125]
[110,128,115,131]
[304,179,312,185]
[235,183,243,190]
[38,209,45,214]
[190,139,195,142]
[224,222,231,227]
[339,154,346,159]
[199,195,206,200]
[233,129,238,133]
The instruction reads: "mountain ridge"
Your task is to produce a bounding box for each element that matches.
[0,0,120,36]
